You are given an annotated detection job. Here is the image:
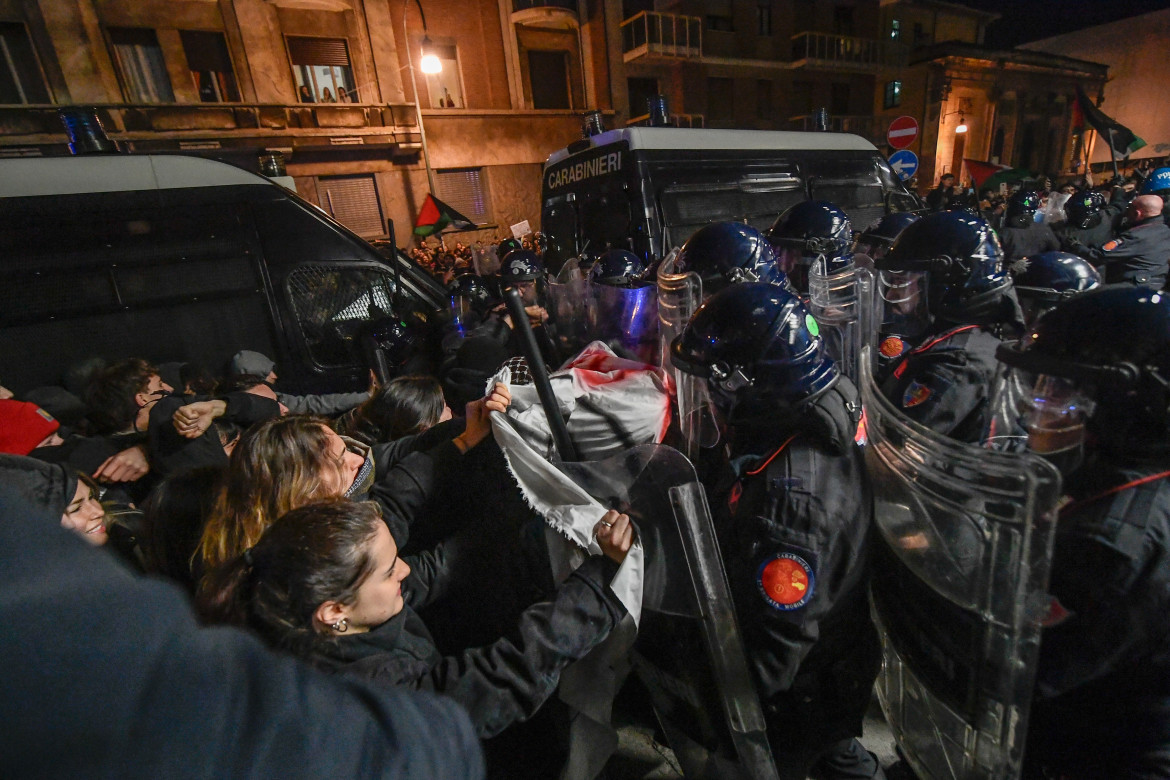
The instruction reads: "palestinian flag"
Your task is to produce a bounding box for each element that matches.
[964,158,1010,189]
[1073,86,1146,158]
[413,193,475,236]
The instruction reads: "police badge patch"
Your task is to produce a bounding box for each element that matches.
[757,552,815,611]
[902,380,932,408]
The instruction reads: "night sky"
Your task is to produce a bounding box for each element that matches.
[954,0,1170,47]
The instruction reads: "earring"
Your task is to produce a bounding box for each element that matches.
[330,618,348,633]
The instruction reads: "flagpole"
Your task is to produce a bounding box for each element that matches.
[1107,127,1120,181]
[404,0,438,197]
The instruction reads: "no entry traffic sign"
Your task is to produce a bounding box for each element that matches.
[887,116,919,149]
[888,150,918,181]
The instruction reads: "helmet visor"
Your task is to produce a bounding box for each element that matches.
[878,269,929,338]
[986,369,1094,469]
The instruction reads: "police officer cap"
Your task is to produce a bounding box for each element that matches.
[500,249,544,282]
[766,200,853,258]
[1010,251,1101,304]
[674,221,787,291]
[1062,189,1106,229]
[449,273,496,313]
[670,283,837,409]
[1141,167,1170,196]
[996,286,1170,452]
[589,249,650,287]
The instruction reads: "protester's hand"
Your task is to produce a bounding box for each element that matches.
[456,382,511,451]
[93,444,150,483]
[173,400,226,439]
[525,306,549,328]
[595,510,634,564]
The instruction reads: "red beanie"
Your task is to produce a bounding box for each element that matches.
[0,400,60,455]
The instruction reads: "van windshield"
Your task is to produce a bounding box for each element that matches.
[658,173,805,248]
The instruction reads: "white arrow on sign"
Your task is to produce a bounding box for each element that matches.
[892,159,914,174]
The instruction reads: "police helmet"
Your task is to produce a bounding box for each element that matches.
[1005,189,1041,227]
[589,249,650,287]
[359,318,420,370]
[767,201,853,267]
[1010,252,1101,304]
[1140,167,1170,196]
[500,249,544,282]
[670,283,837,415]
[449,273,496,315]
[996,286,1170,457]
[674,221,788,293]
[1062,189,1107,229]
[854,212,920,261]
[498,237,524,259]
[879,211,1018,327]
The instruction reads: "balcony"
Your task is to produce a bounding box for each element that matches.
[627,112,705,129]
[0,102,422,155]
[790,31,907,71]
[783,114,886,145]
[511,0,578,29]
[621,12,702,64]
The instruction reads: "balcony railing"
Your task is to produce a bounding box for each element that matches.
[790,31,906,70]
[512,0,577,12]
[621,11,702,63]
[783,114,886,144]
[627,112,705,129]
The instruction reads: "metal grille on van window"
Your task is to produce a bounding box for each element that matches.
[285,264,398,369]
[320,175,384,237]
[436,168,489,223]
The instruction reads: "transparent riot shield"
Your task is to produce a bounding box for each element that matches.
[586,282,661,366]
[657,254,720,459]
[546,258,592,363]
[857,273,1062,780]
[552,444,779,779]
[807,260,867,383]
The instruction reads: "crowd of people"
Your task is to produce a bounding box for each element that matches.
[4,166,1170,779]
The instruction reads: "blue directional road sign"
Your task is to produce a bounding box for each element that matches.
[889,150,918,181]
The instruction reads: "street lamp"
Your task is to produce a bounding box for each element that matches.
[955,112,968,134]
[404,0,441,194]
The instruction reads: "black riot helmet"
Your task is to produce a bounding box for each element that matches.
[1062,189,1107,229]
[1005,189,1042,228]
[853,212,920,261]
[674,221,788,295]
[996,286,1170,460]
[1010,251,1101,327]
[498,237,524,259]
[878,210,1021,329]
[766,200,854,293]
[449,273,496,315]
[500,249,544,282]
[589,249,651,287]
[671,283,837,420]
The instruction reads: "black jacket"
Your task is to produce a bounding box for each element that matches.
[1024,462,1170,780]
[310,550,625,739]
[1082,216,1170,288]
[999,221,1060,263]
[148,391,282,478]
[0,482,484,780]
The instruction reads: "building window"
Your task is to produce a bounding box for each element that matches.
[287,36,356,103]
[757,80,772,121]
[833,6,854,35]
[627,77,659,119]
[707,15,734,32]
[319,175,384,236]
[0,23,50,104]
[758,4,772,36]
[180,31,239,103]
[830,82,850,115]
[889,19,901,40]
[425,43,463,108]
[707,77,734,120]
[791,80,813,115]
[527,50,570,110]
[913,22,931,45]
[108,27,174,103]
[883,80,901,109]
[437,168,490,225]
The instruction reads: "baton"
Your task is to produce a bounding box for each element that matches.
[503,286,579,462]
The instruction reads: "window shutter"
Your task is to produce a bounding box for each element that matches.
[287,37,351,66]
[320,175,384,237]
[436,168,490,223]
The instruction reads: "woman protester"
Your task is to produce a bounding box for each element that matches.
[336,375,452,447]
[199,499,633,741]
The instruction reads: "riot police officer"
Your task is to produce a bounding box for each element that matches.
[852,212,920,263]
[1057,189,1114,253]
[766,201,854,294]
[585,249,659,363]
[994,286,1170,779]
[673,221,790,296]
[1008,250,1101,328]
[1070,194,1170,288]
[873,211,1024,441]
[1140,165,1170,227]
[671,283,883,780]
[998,190,1059,263]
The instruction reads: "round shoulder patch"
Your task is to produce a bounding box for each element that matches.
[757,552,815,611]
[879,335,905,358]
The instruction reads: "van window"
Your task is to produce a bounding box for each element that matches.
[658,172,804,245]
[285,264,401,369]
[806,158,889,228]
[578,187,633,254]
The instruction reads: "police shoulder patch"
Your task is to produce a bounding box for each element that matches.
[757,551,815,611]
[902,380,933,408]
[1102,238,1122,252]
[879,335,906,358]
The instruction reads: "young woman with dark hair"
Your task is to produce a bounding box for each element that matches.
[338,375,451,446]
[200,499,633,740]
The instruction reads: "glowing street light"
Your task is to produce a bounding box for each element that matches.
[419,36,442,75]
[955,112,968,134]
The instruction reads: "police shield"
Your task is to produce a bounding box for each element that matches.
[546,258,592,362]
[657,253,720,459]
[553,444,779,779]
[807,259,869,383]
[857,272,1062,780]
[586,281,660,366]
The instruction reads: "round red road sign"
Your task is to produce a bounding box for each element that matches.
[887,116,919,149]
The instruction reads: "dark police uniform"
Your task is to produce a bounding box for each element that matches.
[1024,463,1170,780]
[999,220,1060,264]
[1080,215,1170,288]
[713,379,881,780]
[879,324,1002,443]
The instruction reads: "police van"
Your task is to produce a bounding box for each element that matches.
[540,126,919,270]
[0,153,446,395]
